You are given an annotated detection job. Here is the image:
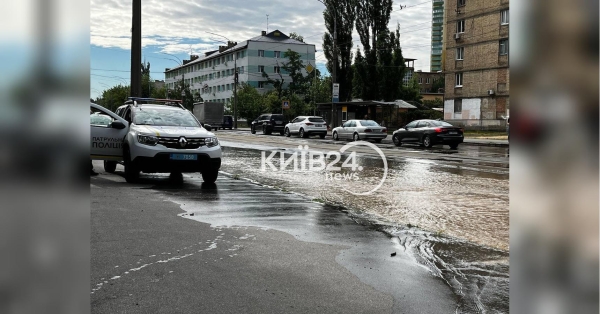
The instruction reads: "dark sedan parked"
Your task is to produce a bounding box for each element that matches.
[392,119,464,149]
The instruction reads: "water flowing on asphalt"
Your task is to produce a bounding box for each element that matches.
[218,145,509,313]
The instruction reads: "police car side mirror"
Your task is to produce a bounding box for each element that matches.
[111,121,126,129]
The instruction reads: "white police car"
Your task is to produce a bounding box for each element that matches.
[90,98,221,183]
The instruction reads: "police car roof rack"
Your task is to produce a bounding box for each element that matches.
[126,97,186,110]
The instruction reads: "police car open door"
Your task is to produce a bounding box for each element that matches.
[90,103,128,161]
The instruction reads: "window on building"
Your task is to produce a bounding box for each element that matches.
[457,20,465,33]
[455,73,463,87]
[241,66,245,74]
[274,66,280,74]
[426,78,430,84]
[454,99,462,113]
[258,50,264,57]
[258,65,264,73]
[258,81,265,88]
[499,39,509,55]
[418,77,423,84]
[458,0,465,6]
[501,10,509,25]
[456,47,464,60]
[274,51,281,58]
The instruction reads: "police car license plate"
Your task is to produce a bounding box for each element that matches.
[170,154,197,161]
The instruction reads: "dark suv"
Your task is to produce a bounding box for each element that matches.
[222,115,233,130]
[251,114,286,135]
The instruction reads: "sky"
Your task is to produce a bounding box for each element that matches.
[90,0,434,99]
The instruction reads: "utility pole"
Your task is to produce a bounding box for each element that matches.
[332,8,337,127]
[234,52,238,129]
[130,0,142,97]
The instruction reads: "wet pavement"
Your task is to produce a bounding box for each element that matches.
[214,132,509,313]
[91,131,509,313]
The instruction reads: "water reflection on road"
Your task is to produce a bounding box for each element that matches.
[221,147,508,251]
[218,145,509,313]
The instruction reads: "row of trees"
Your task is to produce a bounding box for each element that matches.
[321,0,423,103]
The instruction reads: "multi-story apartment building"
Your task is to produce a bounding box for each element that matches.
[415,71,444,102]
[164,30,316,108]
[415,71,444,93]
[430,0,444,72]
[443,0,509,128]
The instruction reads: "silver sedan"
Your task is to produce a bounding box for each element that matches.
[332,120,388,142]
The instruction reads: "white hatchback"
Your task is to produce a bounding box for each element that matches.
[284,116,328,138]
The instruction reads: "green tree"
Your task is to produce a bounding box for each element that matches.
[262,69,285,101]
[141,61,153,98]
[96,84,130,112]
[431,76,445,93]
[234,83,267,121]
[282,49,310,96]
[354,0,407,102]
[288,32,304,43]
[169,78,199,111]
[402,77,423,103]
[151,86,167,99]
[322,0,356,102]
[422,98,443,109]
[378,25,405,101]
[307,73,332,113]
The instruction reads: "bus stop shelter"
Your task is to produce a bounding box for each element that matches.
[316,100,417,129]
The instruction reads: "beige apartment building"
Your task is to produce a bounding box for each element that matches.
[443,0,509,128]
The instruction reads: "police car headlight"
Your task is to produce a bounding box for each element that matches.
[137,134,158,146]
[205,137,219,148]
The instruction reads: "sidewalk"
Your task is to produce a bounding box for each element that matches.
[219,128,509,148]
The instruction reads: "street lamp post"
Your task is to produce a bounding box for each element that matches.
[162,53,185,101]
[206,32,238,129]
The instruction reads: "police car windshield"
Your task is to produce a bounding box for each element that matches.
[133,108,200,127]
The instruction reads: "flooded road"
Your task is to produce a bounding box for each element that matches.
[214,132,509,313]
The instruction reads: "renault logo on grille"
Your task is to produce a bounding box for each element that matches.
[178,137,187,148]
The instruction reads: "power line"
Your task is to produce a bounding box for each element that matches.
[392,0,432,12]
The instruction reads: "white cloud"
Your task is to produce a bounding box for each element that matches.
[91,0,434,71]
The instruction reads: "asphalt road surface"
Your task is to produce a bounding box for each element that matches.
[91,165,458,313]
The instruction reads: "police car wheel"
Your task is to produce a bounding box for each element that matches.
[202,168,219,184]
[104,161,117,173]
[123,146,139,183]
